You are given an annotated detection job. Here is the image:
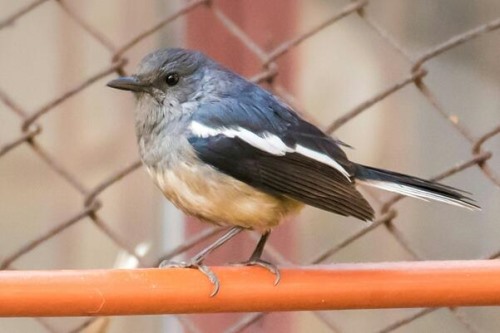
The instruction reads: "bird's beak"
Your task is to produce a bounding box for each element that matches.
[107,76,146,92]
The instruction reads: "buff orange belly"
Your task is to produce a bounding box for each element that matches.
[147,163,303,231]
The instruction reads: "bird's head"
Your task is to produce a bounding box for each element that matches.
[107,48,209,108]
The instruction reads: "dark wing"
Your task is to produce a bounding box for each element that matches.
[189,135,374,221]
[191,84,353,174]
[187,85,374,221]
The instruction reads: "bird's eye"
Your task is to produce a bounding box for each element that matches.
[165,72,180,86]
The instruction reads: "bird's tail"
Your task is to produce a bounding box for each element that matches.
[354,164,480,210]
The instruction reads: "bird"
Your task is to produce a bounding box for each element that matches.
[107,47,479,296]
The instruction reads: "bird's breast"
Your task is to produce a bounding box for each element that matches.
[146,161,303,231]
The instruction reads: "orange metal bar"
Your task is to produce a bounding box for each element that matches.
[1,260,500,317]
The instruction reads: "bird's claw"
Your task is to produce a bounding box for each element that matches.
[235,258,281,285]
[159,259,220,297]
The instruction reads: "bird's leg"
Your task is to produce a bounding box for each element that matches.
[159,226,244,296]
[237,231,281,285]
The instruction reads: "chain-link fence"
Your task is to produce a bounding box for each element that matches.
[1,0,499,332]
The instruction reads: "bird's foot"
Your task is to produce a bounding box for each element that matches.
[235,258,281,285]
[159,259,220,297]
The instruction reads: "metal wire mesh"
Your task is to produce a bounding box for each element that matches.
[0,0,499,332]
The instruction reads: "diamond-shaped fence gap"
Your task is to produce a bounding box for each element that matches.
[66,215,128,269]
[69,0,185,60]
[357,86,471,176]
[0,146,84,257]
[36,81,138,188]
[208,5,267,62]
[0,3,67,112]
[420,54,500,134]
[326,220,417,264]
[212,1,299,71]
[21,60,125,132]
[93,166,161,255]
[3,213,114,270]
[296,207,369,263]
[323,10,412,72]
[64,0,152,50]
[264,1,367,66]
[111,1,206,66]
[394,201,486,260]
[327,86,418,166]
[306,210,397,265]
[296,26,410,129]
[184,8,265,78]
[368,2,483,56]
[377,166,490,261]
[366,217,424,262]
[55,0,116,53]
[1,207,97,272]
[50,6,114,77]
[404,106,481,177]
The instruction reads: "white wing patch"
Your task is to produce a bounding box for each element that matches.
[189,121,351,181]
[190,121,292,155]
[295,145,351,179]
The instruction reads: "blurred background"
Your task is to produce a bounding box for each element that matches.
[0,0,499,332]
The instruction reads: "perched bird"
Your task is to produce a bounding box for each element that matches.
[107,48,479,295]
